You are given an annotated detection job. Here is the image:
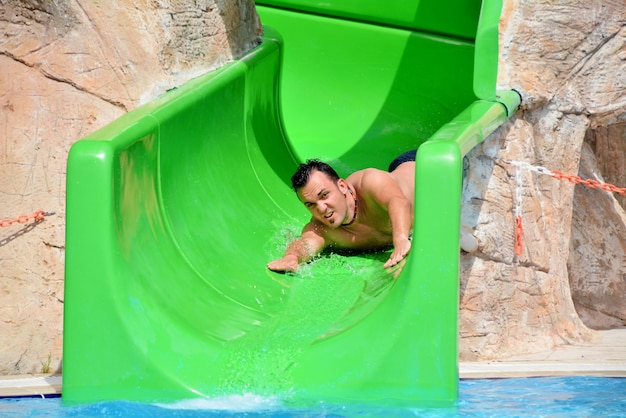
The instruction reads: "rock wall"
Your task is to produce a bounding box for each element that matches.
[459,0,626,360]
[0,0,261,375]
[569,139,626,329]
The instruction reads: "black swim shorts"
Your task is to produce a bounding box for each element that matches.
[388,149,417,172]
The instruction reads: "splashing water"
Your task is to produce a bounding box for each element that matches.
[156,393,282,412]
[224,227,397,397]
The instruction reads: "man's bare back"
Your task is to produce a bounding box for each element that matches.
[267,157,416,273]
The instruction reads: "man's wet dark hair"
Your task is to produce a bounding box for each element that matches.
[291,159,340,191]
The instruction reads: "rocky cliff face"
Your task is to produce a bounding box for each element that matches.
[459,0,625,360]
[0,0,261,375]
[569,139,626,329]
[1,0,624,374]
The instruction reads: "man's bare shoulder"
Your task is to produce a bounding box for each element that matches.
[347,167,386,179]
[348,167,396,191]
[347,167,387,183]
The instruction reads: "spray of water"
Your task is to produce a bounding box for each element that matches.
[219,225,397,398]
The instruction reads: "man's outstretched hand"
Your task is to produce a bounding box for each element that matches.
[267,254,299,273]
[384,238,411,269]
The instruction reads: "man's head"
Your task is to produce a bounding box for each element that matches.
[291,159,352,228]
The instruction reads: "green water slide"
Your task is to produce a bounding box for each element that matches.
[63,0,519,407]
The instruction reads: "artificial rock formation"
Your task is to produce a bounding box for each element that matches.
[459,0,626,360]
[0,0,261,375]
[569,131,626,329]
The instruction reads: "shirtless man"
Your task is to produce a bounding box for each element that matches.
[267,151,417,272]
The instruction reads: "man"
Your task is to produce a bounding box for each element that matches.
[267,150,418,272]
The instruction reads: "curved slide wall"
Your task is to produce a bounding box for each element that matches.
[63,1,518,407]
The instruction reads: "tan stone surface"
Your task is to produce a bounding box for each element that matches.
[460,113,593,360]
[459,0,625,360]
[498,0,626,123]
[585,123,626,208]
[0,0,261,375]
[0,374,61,397]
[461,328,626,378]
[568,142,626,329]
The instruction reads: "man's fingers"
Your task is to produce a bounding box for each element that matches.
[267,259,298,273]
[384,244,411,268]
[384,253,401,268]
[267,261,284,272]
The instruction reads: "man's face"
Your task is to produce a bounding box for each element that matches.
[296,170,349,228]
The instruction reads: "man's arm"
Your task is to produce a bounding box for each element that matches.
[359,169,413,268]
[384,195,412,268]
[267,223,327,272]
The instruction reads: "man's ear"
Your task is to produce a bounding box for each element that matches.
[337,178,348,193]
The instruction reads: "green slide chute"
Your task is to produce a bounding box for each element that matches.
[63,0,519,407]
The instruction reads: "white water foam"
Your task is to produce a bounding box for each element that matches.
[156,393,283,412]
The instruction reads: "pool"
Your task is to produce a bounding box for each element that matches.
[1,376,624,417]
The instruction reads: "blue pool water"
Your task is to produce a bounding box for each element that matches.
[1,377,625,417]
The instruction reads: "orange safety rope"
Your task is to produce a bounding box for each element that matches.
[551,171,626,195]
[506,159,626,257]
[0,209,51,228]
